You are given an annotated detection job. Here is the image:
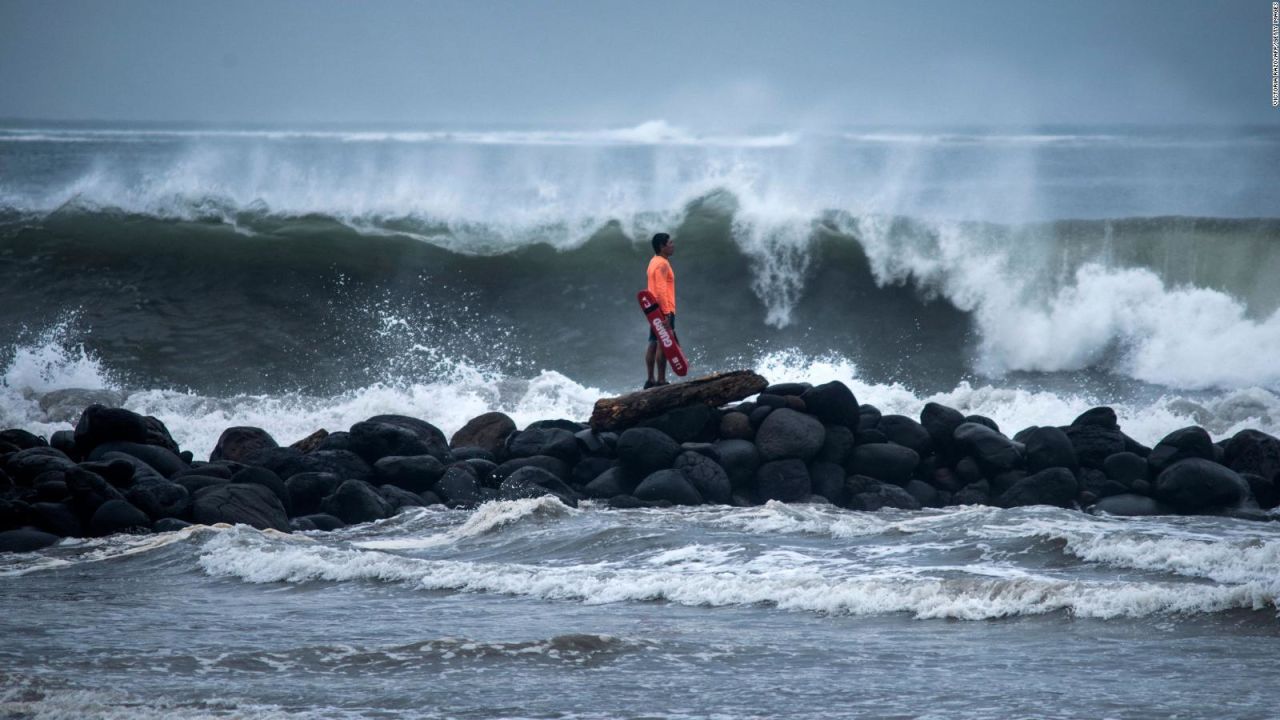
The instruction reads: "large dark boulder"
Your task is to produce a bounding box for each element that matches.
[192,483,290,531]
[210,427,278,464]
[1103,452,1148,487]
[904,479,941,508]
[849,483,921,511]
[0,429,47,451]
[997,467,1078,509]
[89,442,187,478]
[755,458,811,502]
[1078,468,1128,500]
[952,479,990,506]
[920,403,965,459]
[1090,493,1171,517]
[74,405,150,454]
[64,468,124,519]
[142,416,180,454]
[230,467,291,515]
[296,450,374,484]
[765,382,812,397]
[798,381,859,426]
[718,412,754,441]
[1154,459,1251,512]
[634,469,703,506]
[639,404,718,443]
[0,528,61,552]
[616,428,681,477]
[285,472,342,516]
[174,463,233,480]
[30,502,82,537]
[6,447,76,485]
[1065,408,1126,469]
[497,466,578,506]
[808,461,847,505]
[372,455,445,493]
[571,456,615,487]
[755,409,824,462]
[365,415,450,460]
[378,484,426,512]
[348,421,438,464]
[505,428,580,464]
[492,455,571,485]
[90,499,151,536]
[125,480,190,520]
[175,475,232,496]
[1022,427,1078,473]
[674,451,731,505]
[847,443,919,486]
[450,411,517,457]
[1147,426,1216,475]
[877,415,932,457]
[321,479,392,525]
[1242,473,1278,510]
[816,425,854,465]
[97,451,166,485]
[153,517,192,533]
[713,439,761,491]
[953,423,1023,474]
[584,467,632,499]
[435,465,481,506]
[292,513,345,532]
[1223,429,1280,484]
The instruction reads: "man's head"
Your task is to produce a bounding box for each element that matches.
[652,233,674,257]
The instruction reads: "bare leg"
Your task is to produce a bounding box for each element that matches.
[645,342,657,383]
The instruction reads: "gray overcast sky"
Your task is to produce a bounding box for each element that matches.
[0,0,1274,127]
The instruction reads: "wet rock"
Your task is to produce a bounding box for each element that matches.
[1223,429,1280,484]
[372,455,445,493]
[755,409,824,462]
[904,479,941,508]
[1103,452,1148,487]
[816,425,854,465]
[285,472,342,516]
[492,455,571,485]
[464,458,498,485]
[292,513,345,531]
[571,456,615,487]
[719,411,754,440]
[65,468,125,519]
[1090,493,1171,517]
[1147,426,1216,475]
[97,451,165,485]
[850,483,921,511]
[289,429,329,453]
[0,528,61,552]
[712,439,760,492]
[573,429,611,457]
[764,382,812,397]
[963,415,999,433]
[1241,473,1278,510]
[175,475,232,497]
[365,415,451,460]
[799,381,860,426]
[34,478,68,503]
[378,484,426,511]
[608,495,670,509]
[192,483,290,531]
[634,469,703,506]
[616,428,681,477]
[174,463,234,480]
[90,499,151,536]
[808,461,847,506]
[639,404,717,443]
[125,479,190,520]
[436,465,481,506]
[877,415,932,457]
[584,466,632,499]
[920,402,966,460]
[506,427,581,464]
[997,467,1078,509]
[73,405,151,454]
[755,458,811,502]
[989,469,1027,498]
[153,517,192,533]
[1077,468,1128,500]
[1154,458,1251,512]
[674,451,731,505]
[451,447,496,463]
[1065,415,1127,469]
[89,441,187,477]
[6,447,76,484]
[748,405,774,429]
[497,467,577,506]
[0,429,46,451]
[1022,427,1078,473]
[230,467,291,515]
[210,427,278,464]
[315,432,353,452]
[847,443,919,486]
[953,423,1023,474]
[321,479,392,525]
[348,421,438,464]
[142,416,180,454]
[952,479,990,506]
[30,502,81,537]
[525,419,586,433]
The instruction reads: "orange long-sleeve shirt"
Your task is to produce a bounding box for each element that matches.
[647,255,676,315]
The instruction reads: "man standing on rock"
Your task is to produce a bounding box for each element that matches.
[644,232,677,389]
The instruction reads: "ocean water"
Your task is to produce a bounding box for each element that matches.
[2,121,1279,717]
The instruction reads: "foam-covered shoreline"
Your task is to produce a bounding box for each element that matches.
[1,377,1276,555]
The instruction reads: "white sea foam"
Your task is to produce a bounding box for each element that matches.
[196,528,1278,620]
[352,497,576,550]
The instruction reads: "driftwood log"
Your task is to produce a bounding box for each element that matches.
[589,370,768,432]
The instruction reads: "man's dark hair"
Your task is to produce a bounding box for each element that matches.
[651,233,671,255]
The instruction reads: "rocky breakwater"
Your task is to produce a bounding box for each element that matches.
[2,372,1278,552]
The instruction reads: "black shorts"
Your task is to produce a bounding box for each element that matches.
[648,313,676,343]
